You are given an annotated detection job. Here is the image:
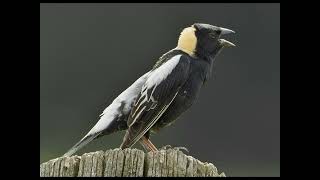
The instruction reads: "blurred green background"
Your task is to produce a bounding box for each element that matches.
[40,3,280,177]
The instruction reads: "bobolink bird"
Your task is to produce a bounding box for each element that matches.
[63,23,235,157]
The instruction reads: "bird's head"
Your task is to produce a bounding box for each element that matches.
[177,23,235,58]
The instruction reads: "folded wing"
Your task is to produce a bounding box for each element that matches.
[63,71,150,157]
[120,54,191,149]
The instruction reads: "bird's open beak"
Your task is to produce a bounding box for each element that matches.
[219,39,236,47]
[219,27,235,47]
[220,27,235,35]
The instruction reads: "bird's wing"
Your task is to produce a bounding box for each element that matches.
[63,71,150,157]
[120,54,191,149]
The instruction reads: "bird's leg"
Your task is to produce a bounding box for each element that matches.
[139,140,152,152]
[139,131,158,153]
[140,135,158,153]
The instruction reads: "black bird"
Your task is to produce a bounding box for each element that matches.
[63,23,235,157]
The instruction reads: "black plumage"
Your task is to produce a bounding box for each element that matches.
[63,23,235,157]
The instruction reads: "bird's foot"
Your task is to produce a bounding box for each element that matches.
[159,145,189,154]
[173,146,189,154]
[159,144,172,151]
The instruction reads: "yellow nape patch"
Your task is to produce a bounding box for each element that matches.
[176,26,197,56]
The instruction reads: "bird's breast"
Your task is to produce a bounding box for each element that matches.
[151,70,206,132]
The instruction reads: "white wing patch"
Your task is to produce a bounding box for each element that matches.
[87,71,150,135]
[129,55,182,126]
[145,55,182,90]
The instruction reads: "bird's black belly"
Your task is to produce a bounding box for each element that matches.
[151,72,205,133]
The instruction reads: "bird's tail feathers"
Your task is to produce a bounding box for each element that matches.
[63,132,102,157]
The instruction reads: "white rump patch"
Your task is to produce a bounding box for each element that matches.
[87,71,150,135]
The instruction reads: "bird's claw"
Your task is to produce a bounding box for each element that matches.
[159,145,172,151]
[159,145,189,154]
[173,146,189,153]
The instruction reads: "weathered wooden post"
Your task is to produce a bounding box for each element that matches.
[40,148,226,177]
